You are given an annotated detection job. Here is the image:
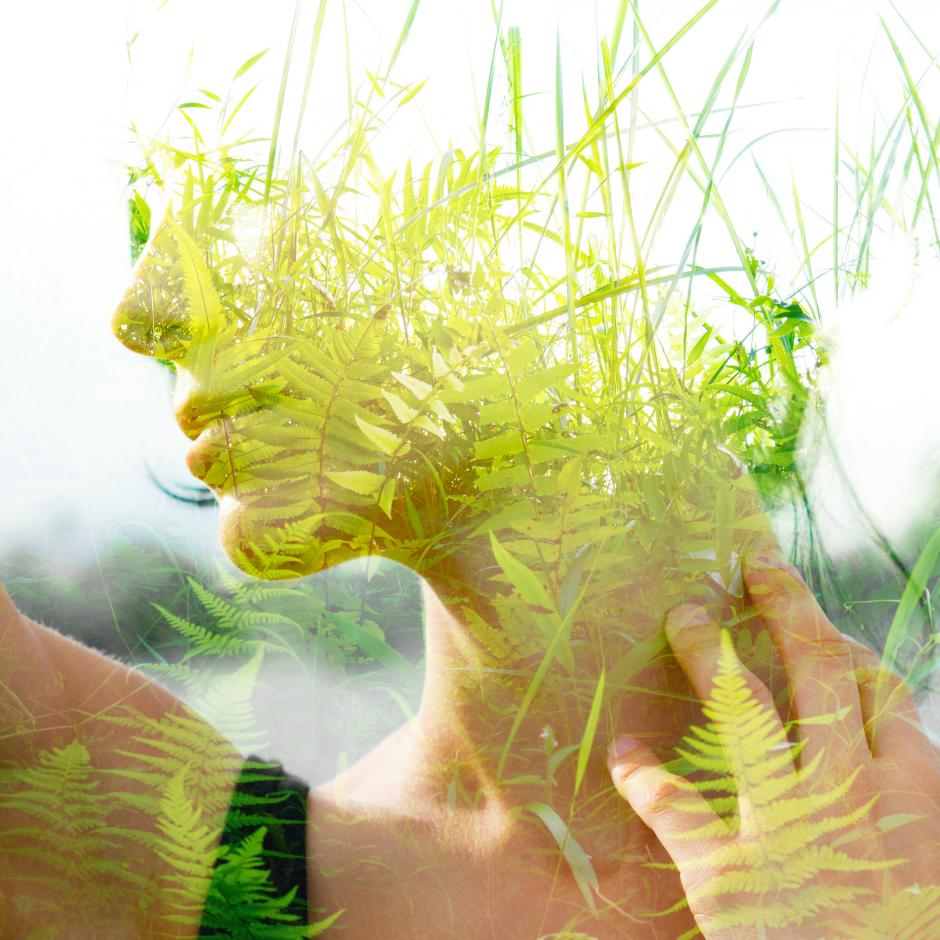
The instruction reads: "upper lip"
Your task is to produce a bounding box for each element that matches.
[183,406,275,485]
[171,369,248,440]
[175,394,239,440]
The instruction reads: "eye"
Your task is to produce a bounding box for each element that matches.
[126,165,175,256]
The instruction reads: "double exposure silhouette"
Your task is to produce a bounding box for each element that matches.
[3,8,940,937]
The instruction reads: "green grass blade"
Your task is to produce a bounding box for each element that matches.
[526,801,598,913]
[496,594,585,784]
[555,31,577,385]
[608,0,630,68]
[881,18,940,232]
[880,526,940,683]
[504,25,523,163]
[385,0,422,78]
[562,0,723,171]
[288,0,329,161]
[573,669,606,797]
[791,172,819,319]
[833,81,840,305]
[264,0,303,200]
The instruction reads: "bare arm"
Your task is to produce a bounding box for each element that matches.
[0,583,242,938]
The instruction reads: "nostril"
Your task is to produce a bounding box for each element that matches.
[112,297,190,359]
[112,303,155,356]
[174,400,216,441]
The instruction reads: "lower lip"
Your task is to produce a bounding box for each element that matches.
[186,423,227,481]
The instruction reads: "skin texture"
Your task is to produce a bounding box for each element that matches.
[307,584,703,938]
[609,554,940,939]
[5,557,938,937]
[0,584,242,938]
[104,210,940,936]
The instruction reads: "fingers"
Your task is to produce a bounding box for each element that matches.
[743,552,868,773]
[607,736,722,869]
[665,603,784,735]
[843,635,936,768]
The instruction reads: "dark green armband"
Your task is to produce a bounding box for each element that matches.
[198,755,310,937]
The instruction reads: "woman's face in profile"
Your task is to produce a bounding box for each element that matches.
[111,201,393,578]
[109,182,501,583]
[110,165,753,628]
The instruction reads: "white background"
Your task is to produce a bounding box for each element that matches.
[2,0,939,563]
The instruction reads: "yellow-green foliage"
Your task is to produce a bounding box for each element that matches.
[0,740,149,935]
[118,127,798,691]
[154,763,339,938]
[668,631,903,938]
[200,823,341,938]
[0,726,343,936]
[108,30,826,930]
[146,574,309,750]
[833,884,940,939]
[155,766,221,924]
[104,711,241,820]
[102,9,940,933]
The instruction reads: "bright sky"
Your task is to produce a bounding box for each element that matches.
[2,0,940,563]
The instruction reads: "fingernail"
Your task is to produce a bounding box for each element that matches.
[609,736,640,760]
[666,603,710,630]
[748,549,788,571]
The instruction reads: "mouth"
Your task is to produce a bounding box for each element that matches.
[183,408,301,501]
[184,407,349,520]
[185,420,235,487]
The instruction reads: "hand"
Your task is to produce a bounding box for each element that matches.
[607,553,940,939]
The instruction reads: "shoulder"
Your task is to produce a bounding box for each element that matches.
[0,579,203,748]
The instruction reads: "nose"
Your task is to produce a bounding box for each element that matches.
[111,213,190,360]
[113,214,224,439]
[113,207,271,441]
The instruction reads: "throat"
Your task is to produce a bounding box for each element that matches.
[324,576,701,870]
[379,590,698,867]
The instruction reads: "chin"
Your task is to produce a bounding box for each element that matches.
[217,496,249,565]
[216,495,324,580]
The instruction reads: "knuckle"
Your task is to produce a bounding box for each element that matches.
[744,678,776,714]
[672,624,721,661]
[811,631,851,659]
[636,773,682,816]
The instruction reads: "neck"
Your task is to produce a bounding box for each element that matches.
[309,572,704,938]
[324,572,699,868]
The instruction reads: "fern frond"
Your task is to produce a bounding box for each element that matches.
[188,578,244,630]
[154,766,221,924]
[0,739,150,927]
[105,712,241,818]
[833,884,940,939]
[671,629,906,933]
